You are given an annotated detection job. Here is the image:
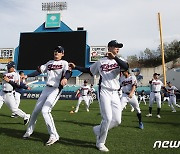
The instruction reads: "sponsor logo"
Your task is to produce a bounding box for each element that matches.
[153,141,180,148]
[23,92,73,99]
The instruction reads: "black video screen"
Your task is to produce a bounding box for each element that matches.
[17,31,86,70]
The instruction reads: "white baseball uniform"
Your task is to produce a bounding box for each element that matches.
[90,56,123,145]
[139,91,147,105]
[162,91,170,102]
[74,84,91,112]
[149,79,164,108]
[0,71,30,120]
[11,81,29,117]
[88,86,95,105]
[24,59,68,140]
[120,75,141,113]
[166,85,180,112]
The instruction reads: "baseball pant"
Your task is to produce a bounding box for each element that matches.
[95,88,122,145]
[14,92,21,108]
[0,91,29,119]
[163,97,169,102]
[75,96,89,111]
[0,98,4,109]
[168,95,180,111]
[149,92,161,108]
[139,96,146,105]
[25,86,61,139]
[121,94,141,114]
[88,95,94,104]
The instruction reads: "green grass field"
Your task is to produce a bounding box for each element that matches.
[0,99,180,154]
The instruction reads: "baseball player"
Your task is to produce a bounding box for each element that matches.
[74,80,91,113]
[162,89,170,105]
[139,90,147,105]
[146,73,164,118]
[69,40,129,152]
[11,71,31,118]
[120,69,144,129]
[119,76,135,112]
[23,46,72,146]
[0,61,30,124]
[88,84,96,105]
[166,82,180,112]
[131,68,143,86]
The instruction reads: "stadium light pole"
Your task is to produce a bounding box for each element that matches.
[158,12,166,87]
[41,2,67,28]
[42,2,67,12]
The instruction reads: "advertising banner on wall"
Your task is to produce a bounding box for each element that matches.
[21,91,98,100]
[89,46,107,62]
[0,48,14,71]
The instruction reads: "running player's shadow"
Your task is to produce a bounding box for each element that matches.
[61,120,99,127]
[59,137,95,148]
[0,127,48,143]
[143,120,180,126]
[0,127,95,148]
[0,113,13,118]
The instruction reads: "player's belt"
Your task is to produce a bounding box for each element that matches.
[46,85,53,87]
[151,91,160,93]
[82,95,87,96]
[3,90,12,93]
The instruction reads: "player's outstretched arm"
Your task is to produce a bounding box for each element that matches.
[69,62,93,76]
[27,70,41,77]
[19,82,30,90]
[26,66,42,77]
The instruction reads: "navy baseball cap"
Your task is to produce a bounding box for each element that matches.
[167,81,171,84]
[7,61,15,69]
[132,68,140,72]
[120,68,129,72]
[108,40,123,48]
[54,46,64,53]
[84,80,88,83]
[153,73,160,76]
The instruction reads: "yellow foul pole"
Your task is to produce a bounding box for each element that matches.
[158,12,166,86]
